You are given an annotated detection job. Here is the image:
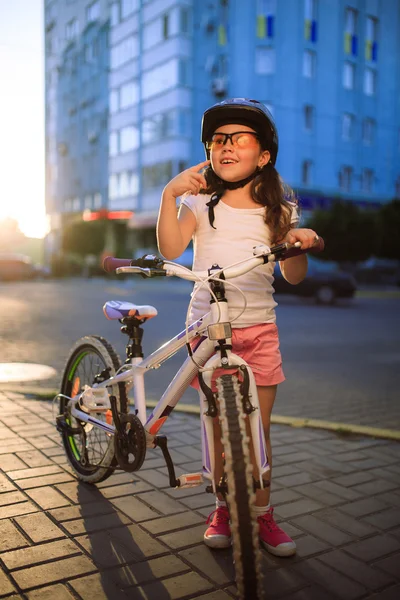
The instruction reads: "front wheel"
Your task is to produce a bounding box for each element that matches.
[59,335,128,484]
[216,374,263,600]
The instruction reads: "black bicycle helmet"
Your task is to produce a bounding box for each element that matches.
[201,98,279,164]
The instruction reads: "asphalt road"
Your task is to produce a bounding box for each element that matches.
[0,277,399,429]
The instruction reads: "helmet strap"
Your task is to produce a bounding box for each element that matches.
[205,167,262,228]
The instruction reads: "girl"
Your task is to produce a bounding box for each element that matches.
[157,98,318,557]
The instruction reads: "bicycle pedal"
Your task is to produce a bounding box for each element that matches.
[176,473,204,488]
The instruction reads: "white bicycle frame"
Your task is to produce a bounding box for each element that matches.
[67,257,275,490]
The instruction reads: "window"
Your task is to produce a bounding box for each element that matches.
[364,68,376,96]
[180,7,190,34]
[361,169,374,193]
[362,118,375,145]
[120,81,139,109]
[93,192,102,208]
[142,110,181,144]
[303,50,316,78]
[121,0,139,19]
[142,59,183,100]
[142,161,173,190]
[342,113,355,140]
[109,132,118,157]
[84,194,92,209]
[256,0,275,39]
[120,126,139,153]
[395,176,400,199]
[304,105,314,131]
[163,14,169,39]
[339,166,353,191]
[344,7,358,56]
[111,35,139,69]
[255,47,275,75]
[66,18,78,41]
[304,0,317,42]
[110,2,120,26]
[343,62,355,89]
[302,160,313,186]
[365,16,378,61]
[86,1,100,23]
[109,89,119,114]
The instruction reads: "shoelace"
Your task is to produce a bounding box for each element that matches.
[206,507,230,525]
[258,509,280,532]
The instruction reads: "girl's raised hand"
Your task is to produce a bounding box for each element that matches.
[164,160,210,198]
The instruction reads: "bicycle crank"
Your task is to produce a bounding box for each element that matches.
[114,414,146,472]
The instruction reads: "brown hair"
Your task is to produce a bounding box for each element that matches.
[199,164,299,244]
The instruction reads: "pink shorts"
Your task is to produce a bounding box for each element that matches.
[190,322,285,390]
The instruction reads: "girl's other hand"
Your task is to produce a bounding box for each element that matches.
[164,160,210,198]
[285,228,319,250]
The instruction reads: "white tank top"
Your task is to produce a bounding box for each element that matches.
[181,194,299,328]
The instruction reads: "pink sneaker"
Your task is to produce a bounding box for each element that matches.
[204,506,232,549]
[258,507,296,557]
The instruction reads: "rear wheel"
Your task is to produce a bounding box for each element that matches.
[59,336,127,484]
[216,374,263,600]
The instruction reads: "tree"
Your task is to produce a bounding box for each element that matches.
[376,200,400,260]
[61,219,107,258]
[304,200,378,263]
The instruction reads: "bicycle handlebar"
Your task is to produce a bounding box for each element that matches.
[103,237,324,279]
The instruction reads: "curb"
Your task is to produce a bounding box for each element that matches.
[2,387,400,442]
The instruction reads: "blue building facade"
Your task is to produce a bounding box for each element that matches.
[44,0,400,253]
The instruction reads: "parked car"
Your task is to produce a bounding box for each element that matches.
[353,257,400,286]
[273,256,357,304]
[0,253,46,282]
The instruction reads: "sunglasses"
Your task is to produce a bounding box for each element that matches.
[206,131,260,151]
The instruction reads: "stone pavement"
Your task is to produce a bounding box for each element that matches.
[0,392,400,600]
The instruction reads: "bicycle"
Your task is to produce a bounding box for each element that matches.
[56,238,323,599]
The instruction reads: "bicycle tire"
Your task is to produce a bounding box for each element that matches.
[217,374,263,600]
[59,335,128,484]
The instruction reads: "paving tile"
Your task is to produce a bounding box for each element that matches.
[6,465,63,480]
[49,499,117,523]
[0,570,16,596]
[318,550,395,590]
[17,472,74,489]
[107,555,190,589]
[0,454,28,471]
[98,481,153,499]
[25,487,71,510]
[158,525,206,550]
[274,499,324,519]
[135,490,187,516]
[111,495,160,522]
[0,519,29,552]
[12,555,96,590]
[363,508,400,531]
[343,535,400,562]
[69,572,130,599]
[179,545,234,585]
[291,514,353,546]
[338,497,390,518]
[0,491,27,507]
[15,512,65,543]
[290,534,330,558]
[373,553,400,578]
[112,523,168,559]
[291,557,367,600]
[27,584,76,600]
[62,512,131,535]
[0,473,16,493]
[1,539,81,570]
[0,501,40,520]
[141,511,204,535]
[138,571,213,599]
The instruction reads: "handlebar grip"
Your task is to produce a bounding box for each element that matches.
[103,256,133,273]
[280,237,325,261]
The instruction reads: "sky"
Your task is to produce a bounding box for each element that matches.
[0,0,46,238]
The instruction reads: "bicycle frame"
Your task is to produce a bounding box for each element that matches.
[68,299,270,490]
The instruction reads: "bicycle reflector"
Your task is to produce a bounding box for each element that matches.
[207,322,232,340]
